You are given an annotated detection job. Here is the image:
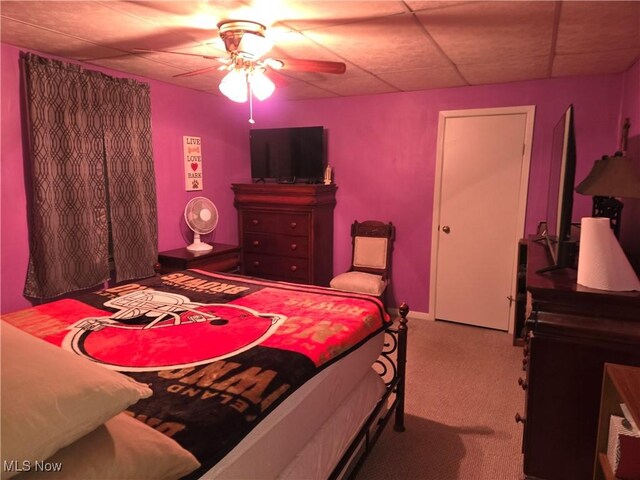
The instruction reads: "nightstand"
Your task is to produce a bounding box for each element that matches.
[158,243,241,274]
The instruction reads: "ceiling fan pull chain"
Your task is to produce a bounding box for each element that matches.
[248,76,255,124]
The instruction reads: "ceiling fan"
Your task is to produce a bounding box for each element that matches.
[135,19,346,113]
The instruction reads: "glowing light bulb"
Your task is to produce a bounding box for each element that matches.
[219,69,248,103]
[249,70,275,101]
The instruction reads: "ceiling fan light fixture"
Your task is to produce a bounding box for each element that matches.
[237,32,273,60]
[249,70,275,101]
[219,69,248,103]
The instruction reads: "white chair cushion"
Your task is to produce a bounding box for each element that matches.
[330,271,386,296]
[353,237,388,270]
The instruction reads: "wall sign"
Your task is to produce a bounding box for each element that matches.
[183,136,203,191]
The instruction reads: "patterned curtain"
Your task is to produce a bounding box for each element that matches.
[102,76,158,283]
[22,53,157,299]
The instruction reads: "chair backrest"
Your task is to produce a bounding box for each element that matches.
[350,220,395,279]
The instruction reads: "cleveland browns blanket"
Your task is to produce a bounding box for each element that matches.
[2,270,389,478]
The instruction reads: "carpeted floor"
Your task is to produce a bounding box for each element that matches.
[356,318,527,480]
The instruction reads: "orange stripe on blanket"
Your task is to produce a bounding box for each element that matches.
[1,299,111,346]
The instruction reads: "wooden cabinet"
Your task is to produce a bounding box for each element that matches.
[520,237,640,480]
[158,243,240,274]
[594,363,640,480]
[232,183,336,286]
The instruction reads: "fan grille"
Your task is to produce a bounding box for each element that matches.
[185,197,218,234]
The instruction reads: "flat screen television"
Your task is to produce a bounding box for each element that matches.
[250,126,325,183]
[538,104,578,273]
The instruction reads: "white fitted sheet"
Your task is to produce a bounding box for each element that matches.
[278,367,386,479]
[201,332,384,479]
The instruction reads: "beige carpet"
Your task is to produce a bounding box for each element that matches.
[356,318,526,480]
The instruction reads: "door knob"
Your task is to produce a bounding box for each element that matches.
[442,226,451,234]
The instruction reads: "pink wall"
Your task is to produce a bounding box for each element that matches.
[2,42,635,316]
[250,74,626,314]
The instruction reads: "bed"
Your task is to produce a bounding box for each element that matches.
[0,269,408,479]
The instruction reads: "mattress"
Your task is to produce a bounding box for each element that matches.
[278,367,386,480]
[202,332,385,479]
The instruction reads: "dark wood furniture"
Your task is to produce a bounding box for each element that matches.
[518,237,640,480]
[513,238,528,346]
[232,183,337,286]
[158,243,240,274]
[594,363,640,480]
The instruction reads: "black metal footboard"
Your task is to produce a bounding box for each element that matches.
[329,303,409,479]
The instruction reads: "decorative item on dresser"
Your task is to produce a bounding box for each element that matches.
[517,237,640,480]
[157,243,241,274]
[232,183,337,286]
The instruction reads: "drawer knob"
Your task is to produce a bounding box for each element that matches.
[290,222,297,229]
[252,219,259,225]
[253,261,260,268]
[290,243,297,251]
[290,265,298,272]
[515,413,526,424]
[252,240,260,247]
[518,377,528,390]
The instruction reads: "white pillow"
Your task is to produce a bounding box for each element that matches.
[14,412,201,480]
[330,271,386,296]
[0,322,152,479]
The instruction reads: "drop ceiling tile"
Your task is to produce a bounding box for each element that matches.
[406,1,478,13]
[1,1,213,52]
[303,13,451,74]
[99,1,243,30]
[553,49,640,77]
[267,29,352,67]
[126,46,227,76]
[88,55,187,81]
[0,18,123,60]
[459,56,550,85]
[308,75,399,97]
[556,1,640,55]
[276,81,340,101]
[272,1,409,30]
[416,1,556,63]
[377,65,466,91]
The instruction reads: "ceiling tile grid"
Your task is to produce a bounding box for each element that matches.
[1,0,639,100]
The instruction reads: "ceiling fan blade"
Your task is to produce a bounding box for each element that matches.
[173,65,224,78]
[273,58,346,74]
[133,48,224,62]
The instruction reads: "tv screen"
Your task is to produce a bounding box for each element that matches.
[250,126,325,183]
[540,104,578,271]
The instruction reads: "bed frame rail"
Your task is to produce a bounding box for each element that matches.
[329,302,409,480]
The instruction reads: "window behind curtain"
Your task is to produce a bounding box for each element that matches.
[22,52,158,299]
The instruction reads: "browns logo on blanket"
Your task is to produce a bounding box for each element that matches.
[2,270,389,477]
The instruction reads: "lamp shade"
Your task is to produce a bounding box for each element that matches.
[577,217,640,291]
[575,154,640,198]
[219,69,248,103]
[250,70,275,101]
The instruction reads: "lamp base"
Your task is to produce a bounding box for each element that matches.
[592,196,623,238]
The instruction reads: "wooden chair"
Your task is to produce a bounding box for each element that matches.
[330,220,395,303]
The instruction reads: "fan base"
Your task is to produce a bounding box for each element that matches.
[186,242,213,253]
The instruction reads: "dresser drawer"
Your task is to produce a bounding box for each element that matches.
[243,233,308,259]
[244,253,309,281]
[242,211,309,236]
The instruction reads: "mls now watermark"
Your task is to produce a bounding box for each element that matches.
[3,460,63,474]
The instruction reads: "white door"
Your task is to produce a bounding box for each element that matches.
[430,106,534,331]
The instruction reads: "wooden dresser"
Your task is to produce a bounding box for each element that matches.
[519,237,640,480]
[232,183,337,286]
